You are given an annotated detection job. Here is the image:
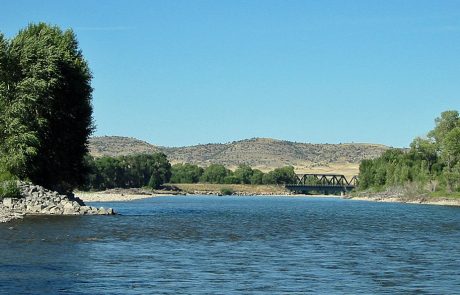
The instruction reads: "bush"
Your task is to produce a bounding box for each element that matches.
[0,180,21,200]
[220,187,234,195]
[0,170,21,200]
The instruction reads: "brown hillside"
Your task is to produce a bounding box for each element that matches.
[88,136,160,157]
[88,136,389,177]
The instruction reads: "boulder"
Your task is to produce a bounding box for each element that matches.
[1,182,116,221]
[3,198,16,208]
[97,207,107,215]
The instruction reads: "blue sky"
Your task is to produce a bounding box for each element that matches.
[2,0,459,147]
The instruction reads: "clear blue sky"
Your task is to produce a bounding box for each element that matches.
[2,0,459,147]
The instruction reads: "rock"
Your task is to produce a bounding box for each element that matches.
[79,206,91,214]
[0,182,116,222]
[30,205,45,213]
[63,207,77,215]
[3,198,15,208]
[97,207,107,215]
[63,202,74,209]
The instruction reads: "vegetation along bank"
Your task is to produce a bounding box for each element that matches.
[0,23,113,221]
[352,110,460,206]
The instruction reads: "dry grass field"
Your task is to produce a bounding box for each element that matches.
[172,183,289,195]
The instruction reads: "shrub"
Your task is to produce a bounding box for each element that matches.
[220,187,234,195]
[0,180,21,200]
[0,169,21,200]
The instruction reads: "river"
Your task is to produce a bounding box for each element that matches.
[0,196,459,294]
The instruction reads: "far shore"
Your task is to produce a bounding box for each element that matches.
[74,191,339,202]
[75,191,175,202]
[75,186,460,207]
[347,195,460,207]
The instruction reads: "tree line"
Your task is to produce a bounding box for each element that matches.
[81,156,298,191]
[359,110,460,193]
[81,154,171,191]
[171,163,297,185]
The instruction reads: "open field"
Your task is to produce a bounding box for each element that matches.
[293,162,359,179]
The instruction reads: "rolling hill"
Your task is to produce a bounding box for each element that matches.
[88,136,389,177]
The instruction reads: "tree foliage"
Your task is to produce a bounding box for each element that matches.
[82,153,171,190]
[233,164,254,184]
[262,166,297,185]
[359,110,460,192]
[170,163,204,183]
[200,164,231,184]
[169,163,299,186]
[0,23,93,193]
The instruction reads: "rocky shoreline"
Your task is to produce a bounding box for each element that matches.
[347,188,460,207]
[0,182,115,223]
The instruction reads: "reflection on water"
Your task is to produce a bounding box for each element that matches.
[1,196,459,294]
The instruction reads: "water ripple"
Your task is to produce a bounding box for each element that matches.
[0,196,459,294]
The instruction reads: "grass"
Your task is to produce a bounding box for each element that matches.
[429,191,460,199]
[170,183,289,195]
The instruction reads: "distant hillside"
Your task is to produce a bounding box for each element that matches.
[89,136,389,176]
[88,136,160,157]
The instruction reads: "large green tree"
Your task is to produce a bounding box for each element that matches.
[0,23,93,192]
[170,163,204,183]
[200,164,230,183]
[428,110,460,145]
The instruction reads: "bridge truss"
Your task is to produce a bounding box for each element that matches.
[286,174,358,195]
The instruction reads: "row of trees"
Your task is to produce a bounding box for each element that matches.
[0,23,93,193]
[170,163,297,185]
[359,110,460,193]
[82,153,171,190]
[81,157,298,191]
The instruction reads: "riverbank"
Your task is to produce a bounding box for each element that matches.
[75,184,294,202]
[74,184,460,207]
[347,187,460,206]
[75,189,177,202]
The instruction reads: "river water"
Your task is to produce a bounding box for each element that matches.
[0,196,459,294]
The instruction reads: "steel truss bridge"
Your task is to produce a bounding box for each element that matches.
[285,174,358,194]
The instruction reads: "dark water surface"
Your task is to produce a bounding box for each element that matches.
[1,196,459,294]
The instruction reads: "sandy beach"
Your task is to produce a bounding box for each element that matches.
[74,191,175,202]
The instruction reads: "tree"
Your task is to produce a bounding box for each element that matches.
[200,164,230,183]
[0,23,94,193]
[441,127,460,171]
[262,166,296,185]
[428,110,460,145]
[233,164,254,184]
[0,33,40,179]
[146,153,171,189]
[250,169,264,184]
[170,163,203,183]
[410,137,438,171]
